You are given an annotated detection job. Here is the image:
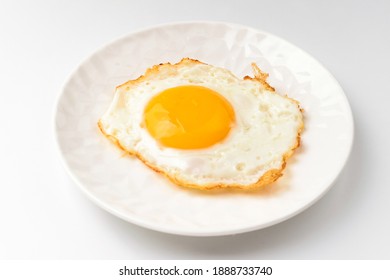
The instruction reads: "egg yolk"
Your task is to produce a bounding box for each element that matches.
[144,85,235,149]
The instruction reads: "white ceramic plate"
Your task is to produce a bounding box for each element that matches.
[54,22,353,236]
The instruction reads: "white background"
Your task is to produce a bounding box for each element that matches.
[0,0,389,259]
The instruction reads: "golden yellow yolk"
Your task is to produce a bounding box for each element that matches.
[144,85,235,149]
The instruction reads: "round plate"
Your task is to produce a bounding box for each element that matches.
[54,22,353,236]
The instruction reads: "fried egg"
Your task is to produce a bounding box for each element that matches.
[98,58,303,190]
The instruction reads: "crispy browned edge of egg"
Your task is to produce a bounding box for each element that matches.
[97,58,304,191]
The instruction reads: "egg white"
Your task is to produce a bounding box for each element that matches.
[99,59,303,189]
